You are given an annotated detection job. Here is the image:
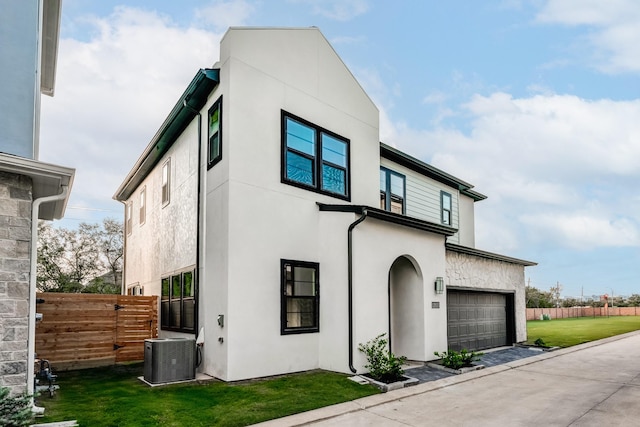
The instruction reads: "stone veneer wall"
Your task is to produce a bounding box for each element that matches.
[0,171,32,395]
[445,250,527,343]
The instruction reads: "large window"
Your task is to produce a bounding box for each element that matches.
[208,96,222,168]
[161,269,196,332]
[281,259,319,334]
[282,111,349,200]
[380,167,405,214]
[441,191,452,225]
[162,158,171,206]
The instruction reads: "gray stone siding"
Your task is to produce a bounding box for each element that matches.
[446,250,527,343]
[0,171,32,395]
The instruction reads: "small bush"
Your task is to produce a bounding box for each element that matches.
[358,333,407,383]
[534,337,546,347]
[433,349,483,370]
[0,387,33,427]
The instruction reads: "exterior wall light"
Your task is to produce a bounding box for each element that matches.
[434,277,444,294]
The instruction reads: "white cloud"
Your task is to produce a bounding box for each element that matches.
[40,6,221,214]
[194,0,255,31]
[291,0,369,21]
[536,0,640,73]
[391,92,640,253]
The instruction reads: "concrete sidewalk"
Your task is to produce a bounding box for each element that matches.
[254,330,640,426]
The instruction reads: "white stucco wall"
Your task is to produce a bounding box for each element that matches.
[445,250,527,343]
[123,120,199,324]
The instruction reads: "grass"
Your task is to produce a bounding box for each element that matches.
[36,364,379,427]
[527,316,640,347]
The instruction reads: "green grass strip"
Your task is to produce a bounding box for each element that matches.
[37,365,379,427]
[527,316,640,347]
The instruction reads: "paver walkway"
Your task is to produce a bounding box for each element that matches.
[405,346,543,383]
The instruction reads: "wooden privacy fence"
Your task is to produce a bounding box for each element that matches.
[527,306,640,320]
[35,293,158,370]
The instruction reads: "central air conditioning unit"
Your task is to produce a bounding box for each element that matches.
[144,338,196,384]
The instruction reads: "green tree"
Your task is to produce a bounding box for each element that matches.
[526,286,553,308]
[627,294,640,307]
[561,297,583,308]
[37,218,123,293]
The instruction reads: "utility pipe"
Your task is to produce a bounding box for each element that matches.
[347,209,368,373]
[28,185,69,408]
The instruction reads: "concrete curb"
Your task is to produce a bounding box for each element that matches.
[252,330,640,426]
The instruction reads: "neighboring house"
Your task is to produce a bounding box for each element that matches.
[0,0,74,395]
[114,27,535,382]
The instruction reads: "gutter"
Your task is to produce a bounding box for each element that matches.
[27,185,69,410]
[347,209,368,373]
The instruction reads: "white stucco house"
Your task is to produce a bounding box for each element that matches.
[114,27,535,382]
[0,0,74,396]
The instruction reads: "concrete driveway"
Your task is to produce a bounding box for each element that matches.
[255,330,640,426]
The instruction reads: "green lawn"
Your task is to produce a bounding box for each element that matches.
[527,316,640,347]
[36,364,379,427]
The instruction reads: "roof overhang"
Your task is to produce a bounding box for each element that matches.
[446,242,537,266]
[113,68,220,202]
[0,153,74,220]
[380,143,487,201]
[40,0,62,96]
[318,203,458,236]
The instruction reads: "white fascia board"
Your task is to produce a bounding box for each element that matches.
[0,152,75,219]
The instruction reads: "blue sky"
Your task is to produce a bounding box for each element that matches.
[40,0,640,299]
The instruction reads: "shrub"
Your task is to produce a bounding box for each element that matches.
[358,333,407,383]
[534,337,546,347]
[0,387,33,427]
[433,349,483,370]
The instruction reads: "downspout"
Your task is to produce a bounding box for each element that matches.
[182,99,202,337]
[28,185,69,409]
[347,208,368,373]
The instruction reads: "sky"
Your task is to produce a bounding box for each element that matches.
[39,0,640,299]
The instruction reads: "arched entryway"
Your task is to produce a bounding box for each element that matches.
[389,255,424,361]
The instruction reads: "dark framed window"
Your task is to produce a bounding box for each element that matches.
[162,158,171,206]
[441,191,452,225]
[380,167,405,214]
[281,259,319,335]
[282,111,350,200]
[161,269,196,333]
[207,96,222,169]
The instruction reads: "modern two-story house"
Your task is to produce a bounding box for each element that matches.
[0,0,75,396]
[114,27,535,382]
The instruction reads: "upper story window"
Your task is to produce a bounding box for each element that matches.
[139,187,146,225]
[208,96,222,168]
[281,259,319,335]
[162,158,171,206]
[380,167,405,214]
[441,191,452,225]
[125,201,132,235]
[282,111,350,200]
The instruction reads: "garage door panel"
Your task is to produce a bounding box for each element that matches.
[447,291,507,352]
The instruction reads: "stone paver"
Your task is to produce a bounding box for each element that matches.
[404,345,543,383]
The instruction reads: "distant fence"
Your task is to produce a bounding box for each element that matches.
[35,293,158,370]
[527,307,640,321]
